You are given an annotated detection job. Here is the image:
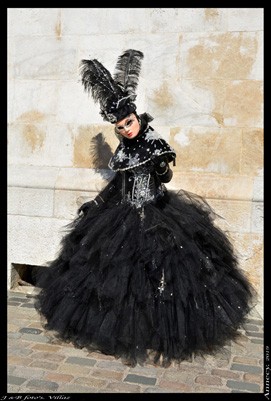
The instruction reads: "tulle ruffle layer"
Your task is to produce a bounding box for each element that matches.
[34,189,255,367]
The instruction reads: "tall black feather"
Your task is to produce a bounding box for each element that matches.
[80,59,123,109]
[113,49,144,96]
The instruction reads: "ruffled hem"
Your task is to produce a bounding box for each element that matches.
[34,188,256,366]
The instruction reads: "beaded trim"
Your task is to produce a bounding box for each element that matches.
[109,151,175,172]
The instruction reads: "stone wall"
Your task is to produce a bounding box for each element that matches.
[8,8,263,315]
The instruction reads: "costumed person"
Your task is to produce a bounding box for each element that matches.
[34,49,256,367]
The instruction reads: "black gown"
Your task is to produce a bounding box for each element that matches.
[34,115,255,367]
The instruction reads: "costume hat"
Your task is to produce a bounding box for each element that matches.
[80,49,144,123]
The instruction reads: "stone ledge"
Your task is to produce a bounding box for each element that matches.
[8,165,259,201]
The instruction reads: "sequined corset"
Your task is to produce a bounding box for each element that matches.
[122,164,165,208]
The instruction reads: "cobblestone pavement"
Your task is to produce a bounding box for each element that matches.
[7,290,264,394]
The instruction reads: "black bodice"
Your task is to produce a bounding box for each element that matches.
[121,163,166,208]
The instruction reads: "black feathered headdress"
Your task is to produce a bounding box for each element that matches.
[80,49,144,123]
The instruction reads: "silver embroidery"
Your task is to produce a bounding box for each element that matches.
[145,130,162,143]
[204,256,213,270]
[128,153,141,167]
[115,148,128,162]
[158,269,166,294]
[128,170,155,208]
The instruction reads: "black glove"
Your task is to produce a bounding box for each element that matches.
[153,156,168,174]
[78,200,98,216]
[152,156,173,183]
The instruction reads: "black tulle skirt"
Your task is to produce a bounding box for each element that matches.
[34,189,255,367]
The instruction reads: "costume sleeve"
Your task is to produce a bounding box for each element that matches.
[78,171,122,215]
[153,155,174,183]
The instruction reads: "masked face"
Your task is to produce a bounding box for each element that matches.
[115,113,141,139]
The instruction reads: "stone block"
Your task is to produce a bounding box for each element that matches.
[243,373,263,384]
[253,176,263,201]
[251,202,263,233]
[11,80,59,125]
[183,79,228,127]
[12,366,46,379]
[171,127,242,174]
[8,165,59,189]
[207,199,252,233]
[232,356,260,365]
[168,172,254,201]
[195,375,222,385]
[58,364,91,376]
[105,381,141,393]
[251,338,263,345]
[55,167,110,192]
[159,379,192,392]
[96,360,128,372]
[8,8,61,36]
[31,344,62,352]
[241,128,263,176]
[181,32,260,80]
[57,383,98,393]
[224,80,263,127]
[140,34,180,81]
[61,8,147,35]
[20,333,50,344]
[25,379,59,391]
[7,384,21,393]
[78,35,127,69]
[8,355,32,366]
[211,369,240,380]
[230,363,262,374]
[54,189,94,219]
[56,81,102,125]
[8,375,27,386]
[148,8,228,33]
[73,124,117,168]
[90,368,124,381]
[203,8,228,32]
[8,123,74,167]
[249,31,263,80]
[31,352,66,362]
[12,35,78,80]
[230,232,263,278]
[8,78,15,122]
[8,214,71,268]
[245,331,263,339]
[230,232,263,315]
[74,376,107,388]
[44,372,73,383]
[146,78,217,127]
[124,374,157,386]
[21,303,36,309]
[243,324,259,332]
[129,365,163,378]
[144,387,175,393]
[9,296,29,303]
[19,328,42,335]
[8,187,54,217]
[195,386,230,393]
[66,356,96,366]
[30,360,59,370]
[8,301,21,307]
[227,8,263,32]
[8,122,46,165]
